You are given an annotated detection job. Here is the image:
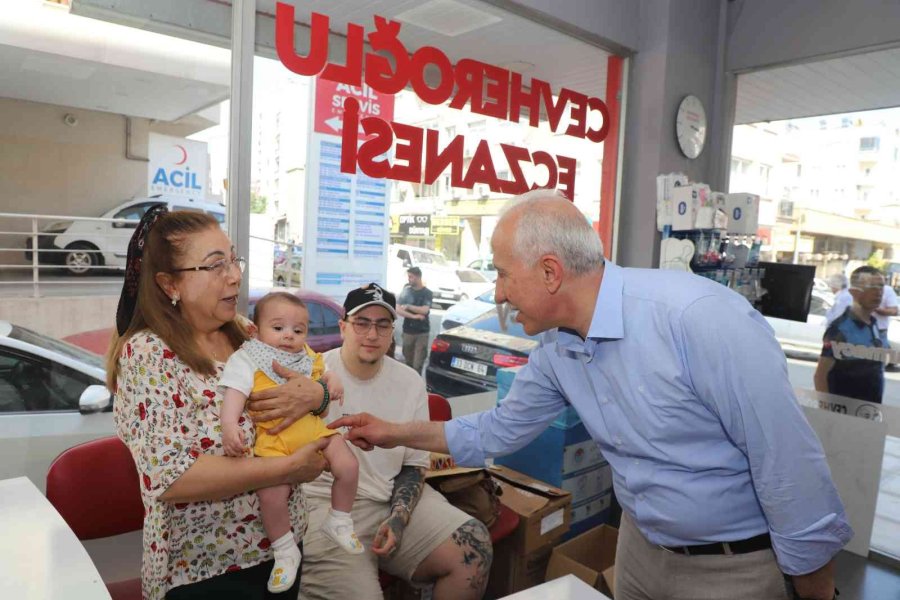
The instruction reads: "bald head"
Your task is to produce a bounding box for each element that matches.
[494,189,605,275]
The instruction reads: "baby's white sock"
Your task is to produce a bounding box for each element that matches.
[268,532,301,593]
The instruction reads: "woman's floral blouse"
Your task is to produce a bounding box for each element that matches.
[114,330,307,599]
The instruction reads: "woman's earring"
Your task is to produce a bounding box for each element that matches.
[171,295,179,307]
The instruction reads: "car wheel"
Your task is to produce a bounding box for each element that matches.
[64,242,101,276]
[276,276,286,286]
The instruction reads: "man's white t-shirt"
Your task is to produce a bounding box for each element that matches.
[876,285,898,331]
[303,349,430,503]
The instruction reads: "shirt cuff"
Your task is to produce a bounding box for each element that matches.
[771,512,854,575]
[444,416,487,467]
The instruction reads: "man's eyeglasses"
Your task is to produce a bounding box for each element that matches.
[348,317,394,337]
[850,284,884,291]
[172,257,246,277]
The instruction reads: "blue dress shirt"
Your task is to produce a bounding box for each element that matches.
[445,262,852,576]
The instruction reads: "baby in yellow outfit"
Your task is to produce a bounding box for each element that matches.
[220,292,362,594]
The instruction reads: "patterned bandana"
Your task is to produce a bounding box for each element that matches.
[241,338,314,384]
[115,204,169,336]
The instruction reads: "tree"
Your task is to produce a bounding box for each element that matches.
[867,248,887,271]
[250,191,268,214]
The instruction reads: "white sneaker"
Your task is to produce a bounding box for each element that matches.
[267,545,302,593]
[321,515,365,554]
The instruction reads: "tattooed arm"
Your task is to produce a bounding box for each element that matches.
[371,465,426,556]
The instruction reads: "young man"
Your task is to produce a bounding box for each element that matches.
[298,284,491,600]
[332,191,851,600]
[396,266,433,374]
[815,266,892,403]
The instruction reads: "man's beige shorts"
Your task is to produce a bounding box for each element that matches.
[299,485,472,599]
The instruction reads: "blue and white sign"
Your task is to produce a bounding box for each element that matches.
[302,79,392,303]
[148,133,209,198]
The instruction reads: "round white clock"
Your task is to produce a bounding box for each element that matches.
[675,95,707,159]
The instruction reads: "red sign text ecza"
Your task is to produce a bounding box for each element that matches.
[276,2,611,199]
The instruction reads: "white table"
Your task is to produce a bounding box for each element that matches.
[0,477,111,599]
[500,574,612,599]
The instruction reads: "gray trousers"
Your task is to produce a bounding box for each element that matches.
[615,512,792,600]
[402,332,429,374]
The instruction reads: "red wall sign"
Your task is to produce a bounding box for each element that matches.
[314,78,395,140]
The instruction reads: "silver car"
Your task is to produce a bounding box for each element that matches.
[0,321,112,490]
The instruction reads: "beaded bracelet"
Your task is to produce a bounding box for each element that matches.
[311,380,330,416]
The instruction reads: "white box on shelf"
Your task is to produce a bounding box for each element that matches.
[725,193,760,235]
[672,184,710,231]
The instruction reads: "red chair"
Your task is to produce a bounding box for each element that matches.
[46,436,144,600]
[426,393,520,543]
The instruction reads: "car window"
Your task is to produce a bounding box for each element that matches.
[457,270,488,283]
[809,294,831,317]
[0,349,96,412]
[476,288,495,303]
[469,260,482,269]
[174,206,203,213]
[9,325,103,369]
[397,249,411,264]
[307,301,326,336]
[322,305,341,335]
[112,202,158,228]
[413,251,447,266]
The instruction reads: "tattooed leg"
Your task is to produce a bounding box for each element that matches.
[412,519,493,600]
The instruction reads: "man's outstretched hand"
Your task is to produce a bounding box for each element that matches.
[329,412,399,451]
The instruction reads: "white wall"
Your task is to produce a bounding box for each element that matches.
[727,0,900,72]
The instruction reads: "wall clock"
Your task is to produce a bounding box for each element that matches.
[675,95,707,159]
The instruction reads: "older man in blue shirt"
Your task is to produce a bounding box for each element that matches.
[332,191,851,600]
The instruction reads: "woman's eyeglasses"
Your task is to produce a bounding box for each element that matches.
[172,257,246,277]
[348,317,394,337]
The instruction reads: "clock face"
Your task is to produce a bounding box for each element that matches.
[676,95,707,159]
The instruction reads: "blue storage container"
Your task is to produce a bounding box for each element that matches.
[495,367,614,534]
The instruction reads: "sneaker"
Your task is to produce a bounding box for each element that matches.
[321,516,365,554]
[267,546,302,593]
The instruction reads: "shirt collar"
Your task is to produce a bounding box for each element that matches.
[556,262,625,352]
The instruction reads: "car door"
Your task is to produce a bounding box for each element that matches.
[305,301,343,353]
[0,347,113,490]
[107,201,159,266]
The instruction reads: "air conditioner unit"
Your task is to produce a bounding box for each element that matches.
[478,184,490,199]
[451,189,462,200]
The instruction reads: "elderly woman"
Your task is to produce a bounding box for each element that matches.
[107,206,328,599]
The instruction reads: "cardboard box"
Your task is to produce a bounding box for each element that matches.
[546,524,619,598]
[486,466,573,597]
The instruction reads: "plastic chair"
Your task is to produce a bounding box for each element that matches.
[46,436,144,600]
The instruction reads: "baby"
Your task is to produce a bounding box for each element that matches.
[220,291,362,594]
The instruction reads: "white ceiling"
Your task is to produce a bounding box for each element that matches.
[735,45,900,124]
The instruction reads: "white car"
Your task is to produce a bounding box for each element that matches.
[387,244,489,307]
[0,321,112,490]
[764,290,900,361]
[467,257,497,282]
[441,287,496,330]
[26,195,225,275]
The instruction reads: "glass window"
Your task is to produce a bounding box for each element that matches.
[457,269,489,283]
[112,202,158,228]
[0,349,96,412]
[322,305,341,335]
[9,325,103,369]
[306,301,326,336]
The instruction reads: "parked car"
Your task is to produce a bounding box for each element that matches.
[387,244,475,307]
[764,288,900,363]
[0,321,111,489]
[274,255,302,287]
[467,257,497,282]
[425,309,539,398]
[441,287,495,330]
[25,195,225,276]
[63,288,345,357]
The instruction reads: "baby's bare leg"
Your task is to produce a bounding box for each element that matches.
[322,435,359,513]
